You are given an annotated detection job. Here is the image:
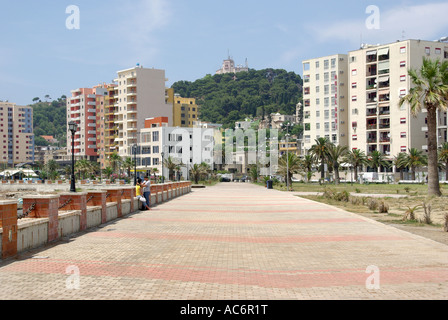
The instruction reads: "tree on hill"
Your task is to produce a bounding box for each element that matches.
[171,68,303,128]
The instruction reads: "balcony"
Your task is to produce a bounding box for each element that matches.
[366,108,377,117]
[379,123,390,129]
[127,100,137,105]
[367,136,377,144]
[88,109,96,113]
[366,123,377,130]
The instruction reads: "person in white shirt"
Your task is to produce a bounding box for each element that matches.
[142,176,151,210]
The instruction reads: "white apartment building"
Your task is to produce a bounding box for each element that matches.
[114,65,173,159]
[302,54,349,150]
[348,39,448,160]
[138,119,215,180]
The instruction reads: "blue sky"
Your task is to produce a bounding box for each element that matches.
[1,0,448,105]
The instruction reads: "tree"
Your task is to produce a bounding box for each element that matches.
[309,137,330,181]
[327,144,348,184]
[399,58,448,196]
[276,152,302,188]
[109,152,122,173]
[403,148,428,181]
[438,142,448,181]
[32,97,40,103]
[301,154,316,183]
[393,152,408,181]
[46,159,59,180]
[368,150,391,173]
[343,149,368,182]
[163,156,178,181]
[122,157,135,178]
[103,167,113,179]
[249,165,258,182]
[190,163,209,184]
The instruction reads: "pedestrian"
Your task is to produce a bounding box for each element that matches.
[142,175,151,210]
[136,178,150,211]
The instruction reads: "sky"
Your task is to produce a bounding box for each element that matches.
[1,0,448,106]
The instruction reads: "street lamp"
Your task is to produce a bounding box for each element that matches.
[284,122,291,191]
[161,151,165,183]
[68,121,77,192]
[133,144,137,185]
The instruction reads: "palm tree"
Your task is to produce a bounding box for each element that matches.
[190,162,209,184]
[399,58,448,196]
[326,144,348,184]
[309,137,330,181]
[277,152,302,188]
[438,142,448,181]
[109,152,122,173]
[404,148,428,181]
[343,149,368,182]
[368,150,391,173]
[103,167,113,179]
[249,165,258,182]
[122,157,135,179]
[163,156,178,181]
[302,154,315,183]
[393,152,408,181]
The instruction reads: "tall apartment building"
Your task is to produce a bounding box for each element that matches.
[0,102,34,166]
[113,66,173,159]
[302,54,349,150]
[348,39,448,159]
[66,86,108,161]
[166,88,199,128]
[97,83,117,170]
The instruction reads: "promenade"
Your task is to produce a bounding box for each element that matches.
[0,183,447,300]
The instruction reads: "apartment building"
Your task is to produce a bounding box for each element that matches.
[66,86,108,161]
[113,66,173,159]
[0,102,34,166]
[97,83,117,169]
[165,88,199,128]
[137,117,215,180]
[348,39,448,159]
[302,54,349,151]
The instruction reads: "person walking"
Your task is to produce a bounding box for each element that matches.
[136,178,150,211]
[142,176,151,210]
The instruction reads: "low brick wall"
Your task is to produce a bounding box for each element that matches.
[0,182,192,259]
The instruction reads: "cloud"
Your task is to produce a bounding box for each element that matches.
[114,0,172,66]
[308,2,448,46]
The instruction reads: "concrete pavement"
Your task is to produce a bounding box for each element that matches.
[0,183,447,300]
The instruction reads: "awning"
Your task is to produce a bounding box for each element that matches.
[377,48,389,56]
[366,50,377,56]
[378,76,389,82]
[378,61,390,70]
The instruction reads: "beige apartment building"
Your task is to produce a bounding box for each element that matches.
[113,65,173,159]
[302,54,349,151]
[348,39,448,161]
[0,102,34,167]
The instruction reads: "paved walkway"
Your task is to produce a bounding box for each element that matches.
[0,183,447,300]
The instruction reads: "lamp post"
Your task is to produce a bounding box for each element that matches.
[285,122,291,191]
[68,121,77,192]
[161,151,165,183]
[133,144,137,185]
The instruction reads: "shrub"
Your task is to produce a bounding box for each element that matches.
[334,191,350,202]
[421,202,432,225]
[404,205,420,221]
[355,188,361,193]
[368,199,378,211]
[378,201,389,213]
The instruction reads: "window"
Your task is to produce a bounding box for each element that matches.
[352,82,357,89]
[400,118,406,124]
[401,146,407,152]
[324,85,329,95]
[350,56,356,63]
[400,75,406,82]
[352,135,357,141]
[435,48,441,55]
[304,87,310,95]
[331,58,336,68]
[315,86,320,93]
[315,74,320,81]
[304,75,310,83]
[400,46,406,54]
[425,47,430,55]
[303,62,310,71]
[316,98,320,105]
[352,121,357,128]
[400,132,406,138]
[352,96,357,102]
[152,146,159,153]
[316,123,320,130]
[352,69,357,76]
[316,111,320,117]
[315,61,319,68]
[324,72,329,82]
[399,89,407,97]
[324,60,329,69]
[152,131,159,141]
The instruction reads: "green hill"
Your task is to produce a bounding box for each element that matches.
[31,96,67,147]
[171,68,303,128]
